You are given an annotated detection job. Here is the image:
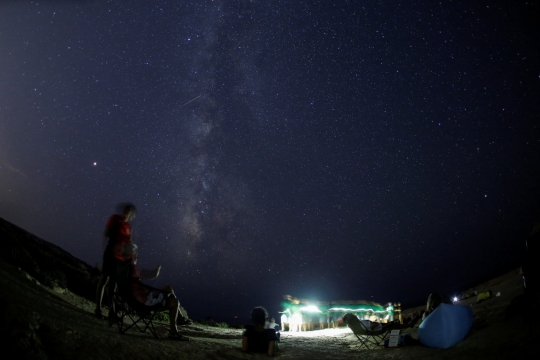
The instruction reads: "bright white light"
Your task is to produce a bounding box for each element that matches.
[300,305,321,313]
[329,307,386,313]
[281,327,351,338]
[453,297,458,302]
[93,162,97,166]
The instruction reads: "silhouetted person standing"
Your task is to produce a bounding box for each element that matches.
[94,203,136,318]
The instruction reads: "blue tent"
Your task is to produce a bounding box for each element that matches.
[418,303,473,349]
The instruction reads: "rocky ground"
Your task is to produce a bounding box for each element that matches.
[1,217,538,359]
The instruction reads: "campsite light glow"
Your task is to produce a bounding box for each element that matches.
[328,307,387,314]
[299,305,322,313]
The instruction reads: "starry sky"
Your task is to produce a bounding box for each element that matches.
[1,1,539,323]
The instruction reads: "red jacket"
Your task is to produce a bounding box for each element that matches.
[105,214,132,260]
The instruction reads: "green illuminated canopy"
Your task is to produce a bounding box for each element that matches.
[281,295,392,315]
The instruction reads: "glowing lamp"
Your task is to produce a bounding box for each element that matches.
[300,305,322,313]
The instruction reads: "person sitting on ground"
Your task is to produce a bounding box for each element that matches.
[242,306,278,356]
[423,293,453,319]
[126,245,190,341]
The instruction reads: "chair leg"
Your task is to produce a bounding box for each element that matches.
[108,292,166,339]
[355,332,389,349]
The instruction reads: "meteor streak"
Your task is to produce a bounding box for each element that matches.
[178,95,201,109]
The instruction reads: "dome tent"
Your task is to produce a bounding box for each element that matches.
[418,303,473,349]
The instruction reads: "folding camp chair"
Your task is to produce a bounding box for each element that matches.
[343,313,392,349]
[108,260,168,339]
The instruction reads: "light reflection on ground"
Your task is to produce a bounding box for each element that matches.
[281,327,352,338]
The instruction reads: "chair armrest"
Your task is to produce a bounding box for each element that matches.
[130,279,170,294]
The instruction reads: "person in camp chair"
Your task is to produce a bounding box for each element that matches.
[343,313,412,331]
[125,244,190,341]
[343,313,385,331]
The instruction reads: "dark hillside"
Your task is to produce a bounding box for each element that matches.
[0,217,100,301]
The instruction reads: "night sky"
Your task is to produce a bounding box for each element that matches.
[1,1,539,323]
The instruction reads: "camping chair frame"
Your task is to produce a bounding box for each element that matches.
[108,260,168,339]
[344,313,391,349]
[109,286,167,339]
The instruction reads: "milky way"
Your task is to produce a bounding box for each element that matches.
[1,1,539,321]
